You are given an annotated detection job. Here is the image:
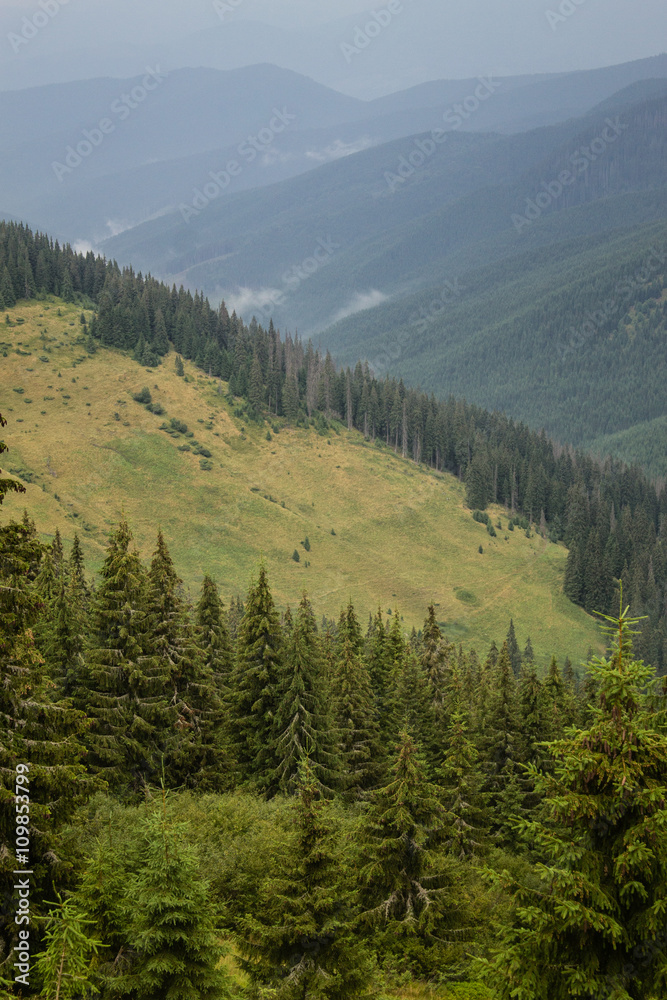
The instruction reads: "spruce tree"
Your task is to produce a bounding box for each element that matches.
[465,450,493,509]
[517,660,550,774]
[107,808,230,1000]
[237,763,371,998]
[229,565,283,788]
[564,542,583,604]
[195,574,234,691]
[143,532,227,792]
[0,267,16,309]
[0,519,95,965]
[282,376,299,423]
[84,521,159,794]
[40,577,88,699]
[248,352,265,412]
[421,606,456,766]
[364,608,394,740]
[543,655,577,739]
[331,602,383,798]
[481,602,667,1000]
[390,649,433,753]
[439,711,488,859]
[479,642,526,839]
[34,546,59,604]
[68,533,88,596]
[73,834,130,981]
[34,896,100,1000]
[522,637,535,664]
[272,594,339,796]
[358,732,451,947]
[51,527,64,577]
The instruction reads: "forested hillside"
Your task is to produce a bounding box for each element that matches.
[1,220,666,671]
[328,217,667,449]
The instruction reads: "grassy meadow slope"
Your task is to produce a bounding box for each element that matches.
[0,298,601,665]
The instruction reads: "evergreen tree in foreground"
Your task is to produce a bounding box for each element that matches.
[237,762,372,999]
[358,731,457,973]
[0,517,95,969]
[195,574,234,692]
[34,896,100,1000]
[481,599,667,999]
[106,806,230,1000]
[439,711,488,859]
[331,602,383,799]
[229,565,283,789]
[84,521,156,793]
[272,594,339,796]
[142,532,226,791]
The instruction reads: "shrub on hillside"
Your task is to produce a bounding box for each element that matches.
[132,387,152,405]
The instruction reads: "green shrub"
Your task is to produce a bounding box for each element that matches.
[170,418,188,434]
[132,387,152,405]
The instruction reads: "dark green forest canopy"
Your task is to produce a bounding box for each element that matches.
[1,220,666,671]
[2,508,667,997]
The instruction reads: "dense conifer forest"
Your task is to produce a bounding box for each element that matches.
[2,492,667,998]
[3,220,667,997]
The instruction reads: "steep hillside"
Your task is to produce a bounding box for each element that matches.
[0,299,601,665]
[324,218,667,451]
[587,417,667,480]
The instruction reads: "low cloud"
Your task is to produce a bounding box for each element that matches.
[331,289,388,323]
[306,137,375,163]
[105,205,174,239]
[73,239,95,255]
[222,285,284,318]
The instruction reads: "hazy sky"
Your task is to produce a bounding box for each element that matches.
[2,0,666,96]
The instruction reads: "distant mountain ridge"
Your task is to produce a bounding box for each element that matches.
[2,56,667,243]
